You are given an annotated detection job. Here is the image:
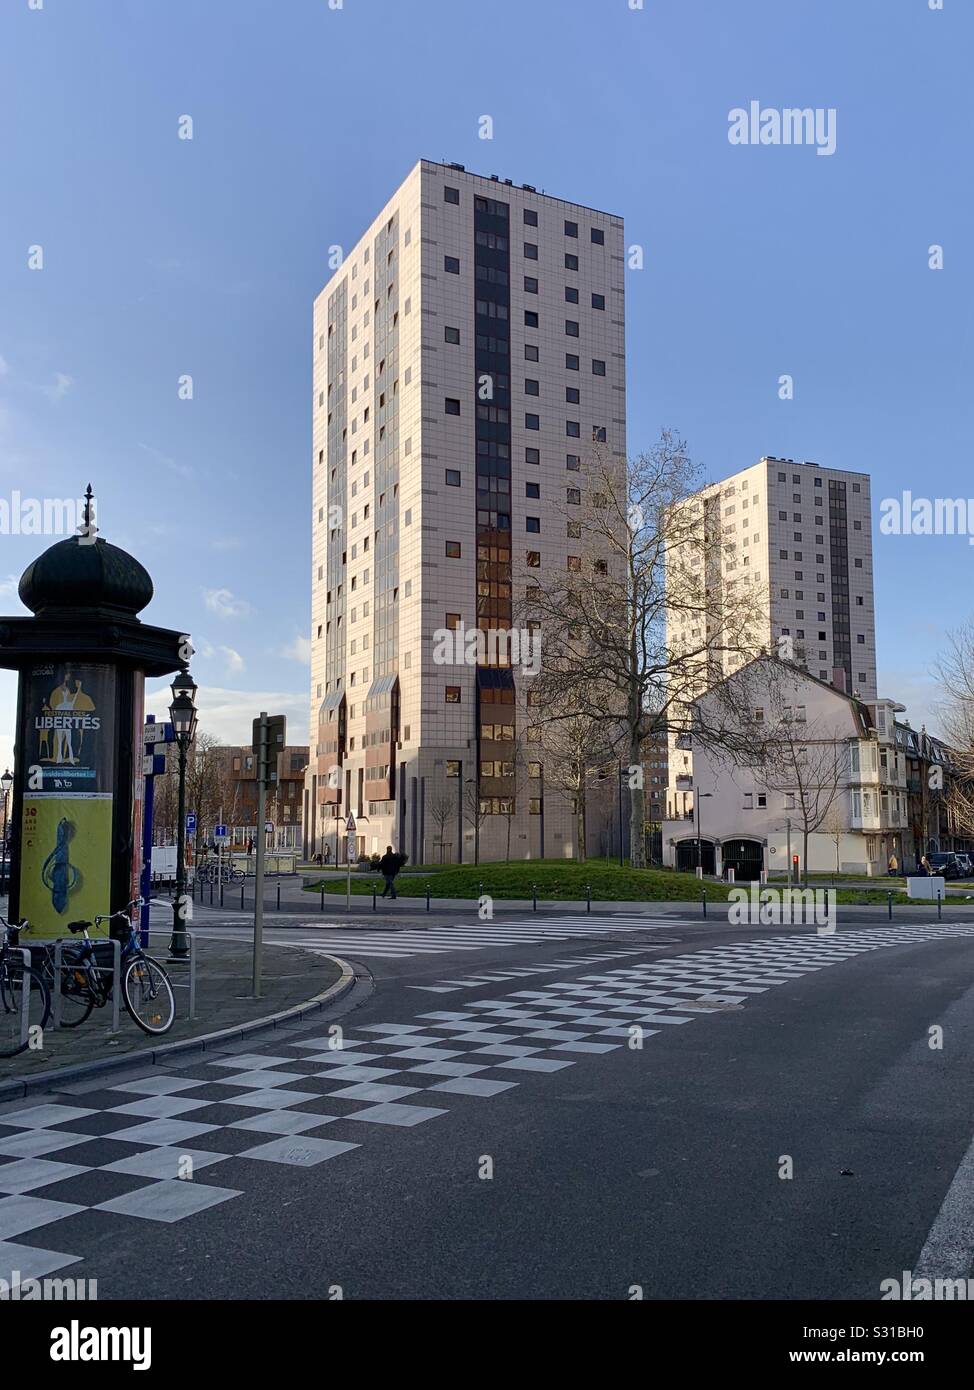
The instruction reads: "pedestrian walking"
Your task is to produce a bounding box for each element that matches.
[887,853,898,876]
[379,844,404,899]
[919,854,931,876]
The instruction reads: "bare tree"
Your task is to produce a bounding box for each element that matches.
[516,430,770,866]
[533,705,614,862]
[935,622,974,839]
[428,791,456,865]
[822,802,845,878]
[756,712,847,886]
[463,779,490,865]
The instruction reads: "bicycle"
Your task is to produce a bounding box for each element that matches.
[0,917,51,1058]
[61,898,176,1036]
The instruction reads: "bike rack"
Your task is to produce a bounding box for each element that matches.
[10,945,33,1051]
[50,937,121,1033]
[142,928,196,1020]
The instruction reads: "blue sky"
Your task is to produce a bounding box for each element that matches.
[1,0,971,768]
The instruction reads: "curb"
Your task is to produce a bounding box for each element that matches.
[0,955,358,1103]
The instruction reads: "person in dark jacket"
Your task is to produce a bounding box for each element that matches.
[379,845,403,899]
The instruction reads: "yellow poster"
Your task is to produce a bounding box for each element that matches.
[19,797,114,938]
[17,662,116,938]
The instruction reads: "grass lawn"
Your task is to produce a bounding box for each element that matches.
[302,858,941,907]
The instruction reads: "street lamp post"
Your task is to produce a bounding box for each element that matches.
[0,769,12,896]
[695,791,713,876]
[168,670,198,958]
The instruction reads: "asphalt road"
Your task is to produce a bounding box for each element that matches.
[3,911,974,1301]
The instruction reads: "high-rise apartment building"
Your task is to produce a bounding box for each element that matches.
[665,455,877,819]
[304,160,626,864]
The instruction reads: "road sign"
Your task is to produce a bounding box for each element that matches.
[186,812,197,835]
[265,821,273,833]
[345,813,356,833]
[144,721,174,745]
[214,824,229,844]
[252,713,286,788]
[143,753,167,777]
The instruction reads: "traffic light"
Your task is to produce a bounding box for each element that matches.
[252,713,286,790]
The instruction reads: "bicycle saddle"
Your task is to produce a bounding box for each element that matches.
[67,920,93,933]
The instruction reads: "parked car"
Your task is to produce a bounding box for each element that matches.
[952,853,973,878]
[926,852,965,880]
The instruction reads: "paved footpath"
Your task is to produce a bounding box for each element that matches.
[4,914,974,1298]
[0,900,343,1089]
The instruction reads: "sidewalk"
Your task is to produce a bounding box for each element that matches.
[0,933,345,1090]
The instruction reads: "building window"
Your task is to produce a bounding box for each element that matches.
[525,344,539,361]
[526,551,541,567]
[524,310,538,327]
[567,487,581,504]
[444,186,459,203]
[446,612,461,630]
[566,354,579,370]
[565,220,578,237]
[445,687,461,703]
[566,420,580,437]
[592,359,606,375]
[566,387,579,404]
[445,469,461,486]
[565,253,578,270]
[566,454,580,470]
[525,378,540,396]
[524,276,538,293]
[445,397,460,415]
[565,286,579,304]
[523,208,538,226]
[525,447,540,464]
[525,413,540,430]
[591,227,605,245]
[445,326,460,343]
[526,516,540,533]
[444,256,460,274]
[565,320,579,336]
[592,293,605,310]
[524,242,538,259]
[446,541,461,558]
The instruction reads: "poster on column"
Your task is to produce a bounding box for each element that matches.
[19,662,116,938]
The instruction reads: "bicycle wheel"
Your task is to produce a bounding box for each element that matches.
[121,953,175,1035]
[0,961,51,1058]
[55,951,96,1028]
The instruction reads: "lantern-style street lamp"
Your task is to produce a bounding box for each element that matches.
[168,670,198,958]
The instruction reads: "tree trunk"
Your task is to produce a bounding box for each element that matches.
[628,735,645,869]
[576,784,587,863]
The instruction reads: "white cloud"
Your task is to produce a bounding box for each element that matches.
[145,681,309,746]
[44,372,74,402]
[219,645,245,675]
[281,635,311,664]
[203,587,250,619]
[137,441,193,480]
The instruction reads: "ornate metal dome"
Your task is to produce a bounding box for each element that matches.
[18,534,154,616]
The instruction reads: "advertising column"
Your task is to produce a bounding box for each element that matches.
[18,661,116,938]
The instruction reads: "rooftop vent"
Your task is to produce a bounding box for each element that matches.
[448,162,465,171]
[522,183,536,191]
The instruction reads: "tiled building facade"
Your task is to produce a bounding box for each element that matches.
[305,160,626,863]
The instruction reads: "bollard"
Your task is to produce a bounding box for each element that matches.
[937,890,942,921]
[372,881,377,912]
[426,881,431,912]
[532,883,538,912]
[320,884,325,912]
[702,888,707,919]
[479,880,483,902]
[276,884,281,911]
[209,881,214,906]
[240,883,245,910]
[586,884,591,914]
[887,891,893,921]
